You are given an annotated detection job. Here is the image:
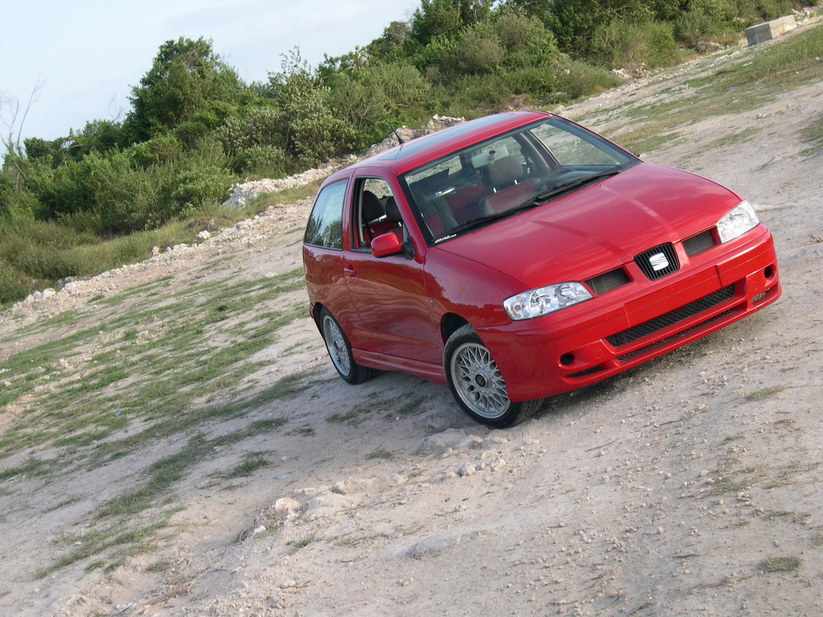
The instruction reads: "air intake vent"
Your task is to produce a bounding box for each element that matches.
[587,268,629,295]
[634,243,679,280]
[683,230,715,256]
[607,284,735,348]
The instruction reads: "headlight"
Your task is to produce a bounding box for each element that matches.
[717,200,759,243]
[504,282,592,320]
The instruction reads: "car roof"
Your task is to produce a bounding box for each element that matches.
[326,110,552,182]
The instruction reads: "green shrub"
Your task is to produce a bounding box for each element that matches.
[0,223,91,282]
[593,18,680,69]
[554,61,620,102]
[171,165,234,211]
[455,24,505,74]
[448,74,512,112]
[232,145,289,178]
[130,134,184,168]
[503,65,559,99]
[0,183,41,222]
[214,106,284,158]
[674,0,739,46]
[0,258,35,305]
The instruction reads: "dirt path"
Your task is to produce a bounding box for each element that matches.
[1,24,821,617]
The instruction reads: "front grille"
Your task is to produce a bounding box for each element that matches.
[617,307,736,361]
[635,243,679,280]
[587,268,629,295]
[607,284,735,348]
[683,230,716,256]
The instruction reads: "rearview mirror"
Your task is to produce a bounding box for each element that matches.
[371,231,403,257]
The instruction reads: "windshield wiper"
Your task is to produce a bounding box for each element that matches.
[435,211,514,241]
[433,168,623,243]
[516,168,623,211]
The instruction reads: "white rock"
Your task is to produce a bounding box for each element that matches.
[272,497,301,519]
[420,428,470,453]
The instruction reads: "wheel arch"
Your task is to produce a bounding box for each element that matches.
[441,313,471,345]
[310,302,326,331]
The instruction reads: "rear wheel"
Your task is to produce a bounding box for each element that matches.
[320,309,377,385]
[444,324,540,428]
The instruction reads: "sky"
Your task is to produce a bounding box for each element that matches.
[0,0,420,144]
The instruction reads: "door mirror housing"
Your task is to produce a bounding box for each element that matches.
[371,231,404,258]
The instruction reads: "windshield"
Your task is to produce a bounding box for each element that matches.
[400,116,638,243]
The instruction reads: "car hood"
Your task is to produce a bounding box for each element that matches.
[432,163,742,288]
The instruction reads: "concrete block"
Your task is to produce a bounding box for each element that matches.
[745,15,797,46]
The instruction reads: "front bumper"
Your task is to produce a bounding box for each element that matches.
[479,226,781,402]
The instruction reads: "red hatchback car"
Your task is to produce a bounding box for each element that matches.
[302,111,780,427]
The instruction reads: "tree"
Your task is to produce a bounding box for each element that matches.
[1,82,44,188]
[123,37,244,143]
[410,0,494,45]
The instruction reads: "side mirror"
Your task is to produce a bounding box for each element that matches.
[371,231,403,258]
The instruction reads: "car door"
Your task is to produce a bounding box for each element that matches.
[342,175,442,365]
[302,177,364,338]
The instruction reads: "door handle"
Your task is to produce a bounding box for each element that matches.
[343,265,356,277]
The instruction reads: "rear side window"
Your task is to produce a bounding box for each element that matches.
[305,179,348,249]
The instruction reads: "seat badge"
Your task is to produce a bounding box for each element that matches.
[649,252,669,271]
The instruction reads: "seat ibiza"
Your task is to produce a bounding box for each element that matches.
[302,111,780,427]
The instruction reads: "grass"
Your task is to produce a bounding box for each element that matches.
[800,111,823,156]
[0,195,285,308]
[327,398,389,426]
[0,268,307,457]
[289,533,318,554]
[36,510,180,578]
[705,126,760,150]
[288,426,316,437]
[225,452,270,478]
[246,181,321,211]
[598,24,823,155]
[708,466,763,495]
[1,252,315,575]
[759,556,801,573]
[744,385,786,402]
[366,448,394,460]
[394,395,426,417]
[39,408,294,572]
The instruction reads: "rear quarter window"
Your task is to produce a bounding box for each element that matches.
[305,179,348,249]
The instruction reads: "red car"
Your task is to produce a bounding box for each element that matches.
[302,111,780,427]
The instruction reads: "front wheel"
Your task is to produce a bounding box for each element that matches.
[444,325,540,428]
[320,309,377,385]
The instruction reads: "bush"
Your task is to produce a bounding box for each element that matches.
[232,145,289,178]
[0,220,97,281]
[0,179,41,223]
[674,0,738,46]
[455,24,505,74]
[129,133,184,168]
[0,258,33,306]
[554,60,621,102]
[593,18,680,69]
[214,106,284,157]
[365,63,431,115]
[503,65,559,99]
[171,165,234,211]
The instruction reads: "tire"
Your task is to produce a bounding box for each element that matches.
[320,309,377,385]
[444,324,540,428]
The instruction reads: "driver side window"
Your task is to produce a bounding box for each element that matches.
[353,178,403,251]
